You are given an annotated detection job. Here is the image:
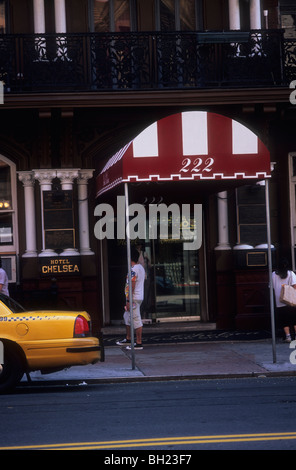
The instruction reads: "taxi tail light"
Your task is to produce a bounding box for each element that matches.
[74,315,91,337]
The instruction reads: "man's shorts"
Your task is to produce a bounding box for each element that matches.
[123,300,143,329]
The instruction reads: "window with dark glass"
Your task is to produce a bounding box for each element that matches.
[114,0,131,31]
[159,0,175,31]
[0,160,13,245]
[93,0,132,32]
[94,0,109,32]
[157,0,198,31]
[236,186,267,247]
[179,0,196,31]
[292,155,296,177]
[280,0,296,38]
[0,0,5,33]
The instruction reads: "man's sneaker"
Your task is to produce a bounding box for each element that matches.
[116,338,131,346]
[126,344,143,350]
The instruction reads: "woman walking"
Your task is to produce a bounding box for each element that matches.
[272,258,296,342]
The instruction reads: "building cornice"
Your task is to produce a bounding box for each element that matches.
[0,87,292,110]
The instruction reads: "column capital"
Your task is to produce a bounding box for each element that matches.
[33,169,57,186]
[56,169,79,186]
[77,169,94,184]
[18,171,35,187]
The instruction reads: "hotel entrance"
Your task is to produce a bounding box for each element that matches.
[146,238,200,321]
[97,111,271,327]
[106,196,203,325]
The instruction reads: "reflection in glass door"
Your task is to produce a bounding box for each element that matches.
[142,239,200,321]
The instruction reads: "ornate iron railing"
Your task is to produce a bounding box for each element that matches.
[0,29,293,93]
[284,38,296,84]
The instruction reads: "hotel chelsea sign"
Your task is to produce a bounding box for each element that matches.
[39,257,81,276]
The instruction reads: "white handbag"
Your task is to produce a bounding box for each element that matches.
[280,273,296,307]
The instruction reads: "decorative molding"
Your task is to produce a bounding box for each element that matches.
[33,169,57,186]
[1,88,291,110]
[77,169,94,183]
[17,171,35,187]
[56,169,79,186]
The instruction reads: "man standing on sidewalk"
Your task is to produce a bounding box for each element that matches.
[117,247,145,350]
[0,258,9,297]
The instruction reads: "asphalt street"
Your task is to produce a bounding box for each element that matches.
[1,377,296,450]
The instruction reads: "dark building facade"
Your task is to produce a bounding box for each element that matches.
[0,0,296,332]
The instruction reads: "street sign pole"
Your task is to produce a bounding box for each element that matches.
[125,183,135,369]
[265,178,276,363]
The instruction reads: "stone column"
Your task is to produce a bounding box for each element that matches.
[33,0,46,59]
[18,171,37,258]
[228,0,241,55]
[33,0,45,33]
[34,169,57,257]
[215,192,231,251]
[250,0,262,55]
[54,0,67,33]
[250,0,262,29]
[77,170,94,255]
[54,0,67,58]
[228,0,240,30]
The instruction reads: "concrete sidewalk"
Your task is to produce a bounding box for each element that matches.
[23,337,296,387]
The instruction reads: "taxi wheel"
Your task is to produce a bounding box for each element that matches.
[0,346,24,394]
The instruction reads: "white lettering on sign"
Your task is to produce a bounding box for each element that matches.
[180,157,214,174]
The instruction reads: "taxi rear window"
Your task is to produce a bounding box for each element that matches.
[0,294,26,313]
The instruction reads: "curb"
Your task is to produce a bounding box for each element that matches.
[18,369,296,389]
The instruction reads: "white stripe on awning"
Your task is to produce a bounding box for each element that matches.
[100,142,132,173]
[133,122,159,158]
[232,120,258,155]
[181,111,208,156]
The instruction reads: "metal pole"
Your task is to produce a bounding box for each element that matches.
[265,179,277,363]
[125,183,135,369]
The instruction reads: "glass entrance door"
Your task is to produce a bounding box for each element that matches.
[142,239,200,321]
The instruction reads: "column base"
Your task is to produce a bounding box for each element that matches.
[38,249,57,257]
[60,248,80,257]
[80,248,94,256]
[22,251,38,258]
[233,244,253,250]
[215,244,232,251]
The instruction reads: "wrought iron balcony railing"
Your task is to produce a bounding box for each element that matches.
[0,29,294,93]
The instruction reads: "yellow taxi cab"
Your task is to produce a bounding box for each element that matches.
[0,293,103,393]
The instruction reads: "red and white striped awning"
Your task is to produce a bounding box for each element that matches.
[96,111,271,197]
